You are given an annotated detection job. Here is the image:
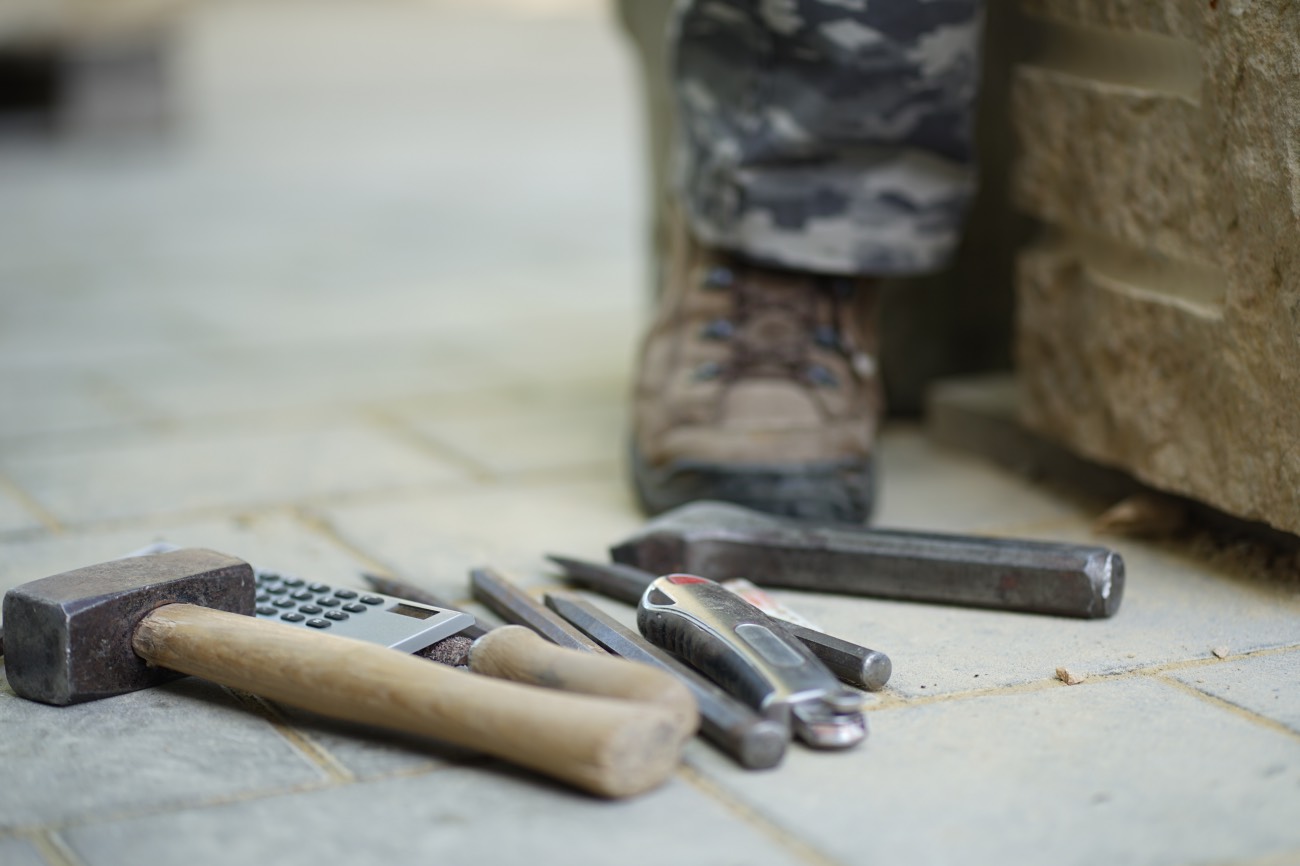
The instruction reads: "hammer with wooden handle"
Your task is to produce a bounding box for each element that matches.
[0,549,697,799]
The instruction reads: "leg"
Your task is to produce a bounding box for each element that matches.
[630,0,985,522]
[673,0,984,276]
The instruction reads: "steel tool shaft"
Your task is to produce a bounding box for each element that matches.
[611,501,1124,619]
[544,591,787,770]
[547,553,891,690]
[469,566,604,653]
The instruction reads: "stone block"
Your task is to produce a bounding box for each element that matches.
[1013,1,1300,535]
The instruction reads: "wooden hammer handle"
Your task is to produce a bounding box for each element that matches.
[468,625,698,737]
[132,604,693,798]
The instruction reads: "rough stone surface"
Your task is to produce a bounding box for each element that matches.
[689,677,1300,866]
[1013,0,1300,535]
[0,837,48,866]
[63,771,808,866]
[0,670,324,831]
[1168,649,1300,736]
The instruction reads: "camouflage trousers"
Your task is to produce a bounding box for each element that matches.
[672,0,985,276]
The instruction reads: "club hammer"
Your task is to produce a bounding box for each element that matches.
[611,501,1124,619]
[1,549,697,798]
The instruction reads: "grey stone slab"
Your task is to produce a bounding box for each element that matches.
[0,420,468,524]
[402,401,624,478]
[688,677,1300,866]
[0,670,324,831]
[0,837,49,866]
[874,425,1089,532]
[0,511,380,601]
[1169,650,1300,735]
[96,336,521,423]
[776,524,1300,698]
[318,479,643,601]
[268,702,475,782]
[0,370,153,440]
[0,485,44,535]
[64,769,806,866]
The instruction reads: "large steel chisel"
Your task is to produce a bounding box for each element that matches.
[610,501,1124,619]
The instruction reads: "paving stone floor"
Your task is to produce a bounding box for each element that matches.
[1,2,1298,864]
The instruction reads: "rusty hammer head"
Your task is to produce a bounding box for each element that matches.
[2,549,253,706]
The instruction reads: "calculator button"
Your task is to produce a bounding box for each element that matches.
[273,599,296,609]
[317,597,341,608]
[290,590,314,601]
[334,589,358,600]
[260,572,280,583]
[308,582,330,593]
[324,610,349,621]
[256,593,270,603]
[281,612,305,623]
[282,577,305,587]
[342,602,366,613]
[265,585,288,595]
[360,595,384,605]
[256,605,277,616]
[306,619,331,629]
[299,605,322,615]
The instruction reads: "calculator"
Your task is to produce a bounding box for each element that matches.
[125,543,474,653]
[252,569,474,652]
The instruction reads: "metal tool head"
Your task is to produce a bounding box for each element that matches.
[611,501,779,575]
[613,500,1125,619]
[2,549,254,706]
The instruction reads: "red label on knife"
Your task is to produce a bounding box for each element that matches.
[665,574,710,585]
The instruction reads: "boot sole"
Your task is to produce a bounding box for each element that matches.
[630,441,876,524]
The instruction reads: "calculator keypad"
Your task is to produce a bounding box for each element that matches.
[255,572,370,630]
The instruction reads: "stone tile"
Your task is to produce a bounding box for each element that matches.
[1168,650,1300,735]
[0,370,153,440]
[0,420,468,524]
[402,401,625,478]
[0,484,45,535]
[268,705,471,782]
[65,770,805,866]
[0,671,324,832]
[0,284,220,371]
[777,526,1300,698]
[688,677,1300,866]
[0,511,379,600]
[0,837,48,866]
[318,479,642,601]
[97,336,520,423]
[874,425,1089,532]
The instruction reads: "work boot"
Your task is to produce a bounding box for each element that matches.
[630,219,884,523]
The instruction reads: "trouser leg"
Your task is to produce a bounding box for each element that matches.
[672,0,984,277]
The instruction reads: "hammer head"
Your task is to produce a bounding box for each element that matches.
[611,501,782,575]
[3,549,253,705]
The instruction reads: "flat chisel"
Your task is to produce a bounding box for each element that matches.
[469,566,604,653]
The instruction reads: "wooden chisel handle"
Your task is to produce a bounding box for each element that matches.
[132,604,693,799]
[469,625,698,737]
